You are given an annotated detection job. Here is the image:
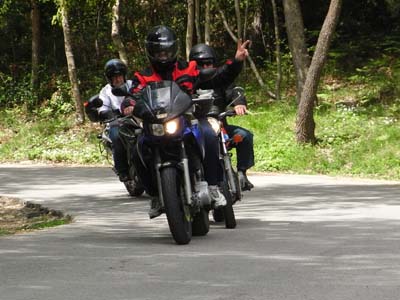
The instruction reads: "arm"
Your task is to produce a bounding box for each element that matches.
[198,39,250,90]
[121,75,143,116]
[225,84,248,116]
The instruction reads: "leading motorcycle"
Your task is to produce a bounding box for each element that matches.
[113,79,215,245]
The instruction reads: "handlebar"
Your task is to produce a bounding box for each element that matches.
[207,110,237,120]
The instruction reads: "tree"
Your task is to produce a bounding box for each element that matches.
[204,0,210,44]
[112,0,128,65]
[282,0,310,103]
[271,0,282,101]
[31,0,40,100]
[195,0,202,43]
[186,0,195,59]
[58,0,84,124]
[284,0,342,143]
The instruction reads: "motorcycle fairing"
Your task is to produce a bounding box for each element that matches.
[134,81,192,123]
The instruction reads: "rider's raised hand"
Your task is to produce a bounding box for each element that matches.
[235,39,251,62]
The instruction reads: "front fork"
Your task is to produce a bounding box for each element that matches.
[154,142,193,207]
[220,129,238,195]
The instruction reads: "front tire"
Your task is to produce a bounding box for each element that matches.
[212,208,224,223]
[125,166,145,197]
[160,167,192,245]
[220,175,237,229]
[192,208,209,236]
[124,180,145,197]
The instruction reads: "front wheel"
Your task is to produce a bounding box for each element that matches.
[160,167,192,245]
[192,208,209,236]
[220,175,237,229]
[123,180,145,197]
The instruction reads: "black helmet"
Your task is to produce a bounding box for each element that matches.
[145,25,178,69]
[104,58,127,84]
[189,43,217,66]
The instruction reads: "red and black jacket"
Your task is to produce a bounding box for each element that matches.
[122,59,243,112]
[131,59,242,94]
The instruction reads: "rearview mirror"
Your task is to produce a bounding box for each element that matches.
[88,94,103,108]
[227,86,245,106]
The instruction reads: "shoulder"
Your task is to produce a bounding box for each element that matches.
[176,60,190,70]
[99,84,112,97]
[136,66,154,77]
[174,60,199,77]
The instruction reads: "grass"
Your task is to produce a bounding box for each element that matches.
[0,109,105,165]
[1,98,399,181]
[0,217,72,236]
[227,100,400,180]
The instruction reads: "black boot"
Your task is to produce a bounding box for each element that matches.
[238,170,254,191]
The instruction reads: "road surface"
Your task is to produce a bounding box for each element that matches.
[0,164,399,300]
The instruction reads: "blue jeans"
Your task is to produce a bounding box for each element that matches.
[108,125,128,175]
[225,124,254,171]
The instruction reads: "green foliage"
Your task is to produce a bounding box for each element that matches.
[227,100,400,180]
[0,72,37,109]
[0,113,104,164]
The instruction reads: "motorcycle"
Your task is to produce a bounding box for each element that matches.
[113,76,216,245]
[84,95,144,197]
[197,87,245,229]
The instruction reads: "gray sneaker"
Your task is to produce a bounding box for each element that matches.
[148,198,162,219]
[209,185,227,208]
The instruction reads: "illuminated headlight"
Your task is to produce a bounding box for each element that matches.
[165,119,179,135]
[207,117,221,134]
[151,124,165,136]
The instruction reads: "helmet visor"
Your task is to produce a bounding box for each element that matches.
[146,40,178,62]
[197,58,215,67]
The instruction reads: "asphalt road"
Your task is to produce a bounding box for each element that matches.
[0,164,400,300]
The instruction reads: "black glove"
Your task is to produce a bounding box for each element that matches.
[120,97,137,114]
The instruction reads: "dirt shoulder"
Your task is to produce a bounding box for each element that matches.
[0,196,72,236]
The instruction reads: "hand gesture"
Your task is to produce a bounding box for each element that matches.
[235,39,251,61]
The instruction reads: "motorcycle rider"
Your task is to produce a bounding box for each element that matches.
[121,25,250,218]
[98,58,133,182]
[189,43,254,190]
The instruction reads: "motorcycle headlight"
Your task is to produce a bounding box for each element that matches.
[150,124,165,136]
[207,117,221,134]
[165,118,179,135]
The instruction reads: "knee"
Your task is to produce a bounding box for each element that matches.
[237,128,253,144]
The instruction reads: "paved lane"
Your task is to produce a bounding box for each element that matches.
[0,164,399,300]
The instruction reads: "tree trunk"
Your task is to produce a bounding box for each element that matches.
[295,0,342,143]
[60,2,84,124]
[271,0,282,101]
[31,0,40,100]
[95,2,102,62]
[195,0,202,43]
[234,0,242,40]
[204,0,211,44]
[282,0,310,103]
[243,0,249,40]
[186,0,195,59]
[112,0,129,65]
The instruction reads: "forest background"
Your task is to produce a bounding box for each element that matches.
[0,0,399,180]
